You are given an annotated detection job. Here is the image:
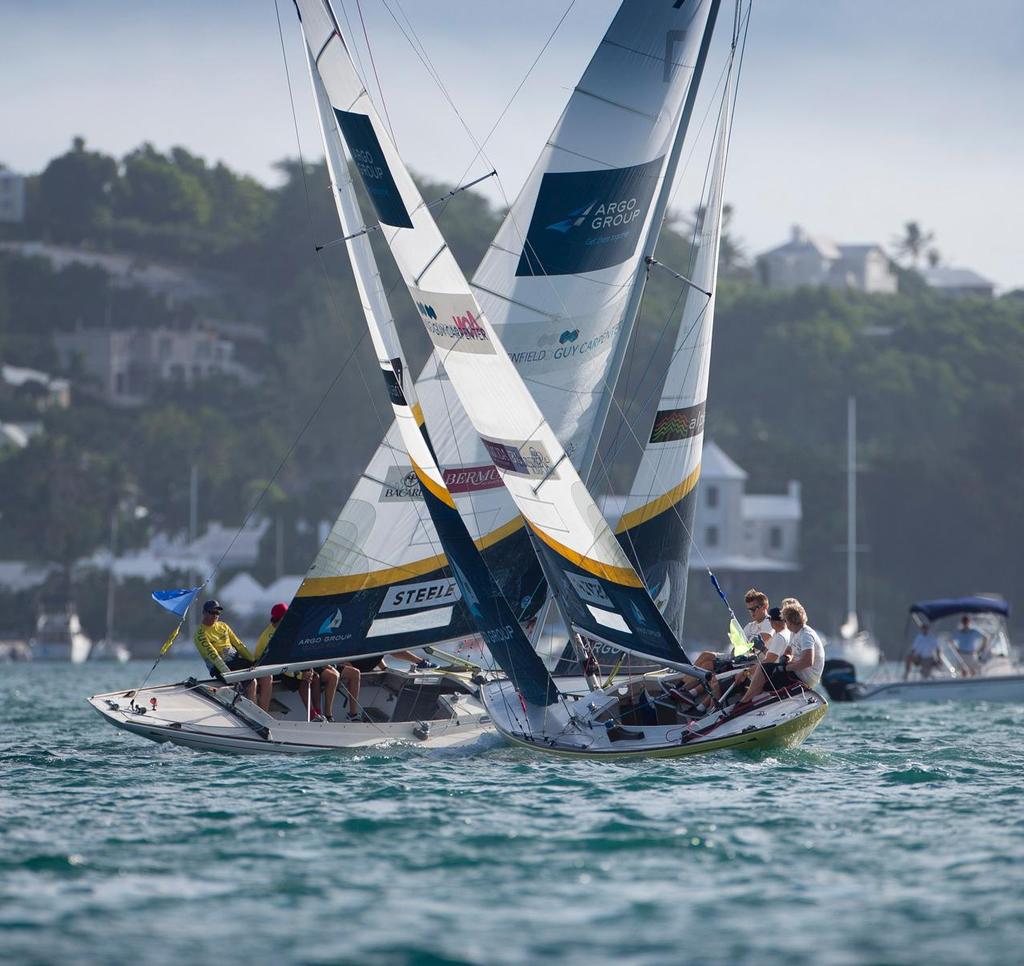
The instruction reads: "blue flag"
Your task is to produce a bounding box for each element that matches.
[151,587,201,618]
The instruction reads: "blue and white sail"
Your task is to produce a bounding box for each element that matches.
[294,0,717,663]
[254,44,557,705]
[292,0,712,674]
[613,54,737,641]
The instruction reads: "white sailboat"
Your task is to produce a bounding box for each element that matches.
[91,0,828,756]
[30,606,92,663]
[824,397,881,672]
[89,0,692,752]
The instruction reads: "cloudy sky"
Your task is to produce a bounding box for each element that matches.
[4,0,1022,289]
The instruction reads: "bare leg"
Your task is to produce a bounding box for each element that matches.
[319,666,340,719]
[244,679,257,703]
[308,670,322,716]
[257,676,273,712]
[340,665,361,717]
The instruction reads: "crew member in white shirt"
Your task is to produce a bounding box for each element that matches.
[763,606,791,660]
[905,623,943,679]
[742,589,774,648]
[737,600,823,706]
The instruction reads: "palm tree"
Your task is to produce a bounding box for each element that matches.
[892,221,935,267]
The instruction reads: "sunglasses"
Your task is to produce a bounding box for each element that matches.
[746,605,760,612]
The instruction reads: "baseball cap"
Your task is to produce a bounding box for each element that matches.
[202,599,223,614]
[767,606,783,621]
[270,603,288,622]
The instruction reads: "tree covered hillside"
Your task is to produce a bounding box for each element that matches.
[0,137,1021,648]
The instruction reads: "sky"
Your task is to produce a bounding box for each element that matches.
[3,0,1023,290]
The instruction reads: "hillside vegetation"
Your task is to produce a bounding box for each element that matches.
[1,137,1021,648]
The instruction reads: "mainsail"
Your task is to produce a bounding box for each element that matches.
[296,0,710,673]
[293,0,717,660]
[614,52,737,641]
[260,44,557,705]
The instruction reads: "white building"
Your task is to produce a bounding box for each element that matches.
[758,226,897,294]
[694,442,801,572]
[1,363,70,409]
[54,325,258,406]
[0,169,26,223]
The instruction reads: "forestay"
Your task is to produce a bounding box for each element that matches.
[614,59,736,641]
[291,0,715,663]
[295,0,706,672]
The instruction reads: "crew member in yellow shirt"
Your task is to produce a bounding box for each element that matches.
[193,599,259,703]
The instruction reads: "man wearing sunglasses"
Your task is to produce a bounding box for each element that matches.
[741,589,774,649]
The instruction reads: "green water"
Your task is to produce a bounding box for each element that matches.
[2,661,1022,965]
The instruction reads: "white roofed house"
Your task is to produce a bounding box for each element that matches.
[758,226,897,294]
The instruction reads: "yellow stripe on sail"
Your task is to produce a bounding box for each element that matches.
[614,463,702,534]
[410,457,457,509]
[296,516,524,597]
[527,522,643,588]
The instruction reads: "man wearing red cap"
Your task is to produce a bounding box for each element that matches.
[251,602,291,711]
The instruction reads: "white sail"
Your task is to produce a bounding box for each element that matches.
[294,0,713,670]
[296,0,716,651]
[613,57,737,639]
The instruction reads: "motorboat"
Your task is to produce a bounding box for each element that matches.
[822,596,1023,702]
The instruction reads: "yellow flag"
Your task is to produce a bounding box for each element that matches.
[729,618,751,656]
[159,623,182,655]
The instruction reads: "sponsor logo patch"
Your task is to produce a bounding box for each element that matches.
[317,608,344,635]
[378,577,461,614]
[482,437,556,479]
[442,464,502,494]
[649,400,706,444]
[565,571,613,607]
[516,157,663,277]
[379,465,422,502]
[415,301,494,356]
[333,109,413,229]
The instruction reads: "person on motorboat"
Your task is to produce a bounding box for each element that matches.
[952,615,987,676]
[193,600,261,702]
[737,600,824,708]
[904,623,943,679]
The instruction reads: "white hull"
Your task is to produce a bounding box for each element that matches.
[856,673,1024,703]
[30,638,92,663]
[482,677,827,759]
[89,671,492,754]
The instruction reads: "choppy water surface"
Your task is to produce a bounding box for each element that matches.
[2,661,1022,965]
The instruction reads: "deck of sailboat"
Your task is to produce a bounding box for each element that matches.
[481,678,827,760]
[88,669,491,753]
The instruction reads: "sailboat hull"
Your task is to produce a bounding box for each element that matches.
[481,679,827,760]
[88,673,493,754]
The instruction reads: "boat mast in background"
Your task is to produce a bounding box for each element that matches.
[841,395,859,638]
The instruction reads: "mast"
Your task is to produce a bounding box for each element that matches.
[846,395,857,629]
[578,0,722,484]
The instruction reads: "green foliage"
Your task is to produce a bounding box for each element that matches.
[2,138,1022,649]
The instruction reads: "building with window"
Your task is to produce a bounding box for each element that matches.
[693,442,801,572]
[757,225,897,294]
[54,324,259,406]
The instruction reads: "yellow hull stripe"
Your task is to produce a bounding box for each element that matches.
[614,462,702,535]
[296,516,523,597]
[411,457,457,509]
[527,522,643,588]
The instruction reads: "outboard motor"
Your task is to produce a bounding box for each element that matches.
[821,659,861,702]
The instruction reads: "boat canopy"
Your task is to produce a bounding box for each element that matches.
[910,596,1010,622]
